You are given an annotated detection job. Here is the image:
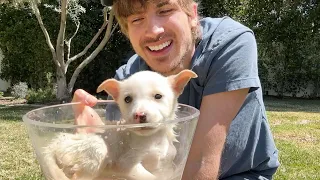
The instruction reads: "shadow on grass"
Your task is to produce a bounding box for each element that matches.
[264,96,320,113]
[0,106,38,122]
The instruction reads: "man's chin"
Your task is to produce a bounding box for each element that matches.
[150,65,181,76]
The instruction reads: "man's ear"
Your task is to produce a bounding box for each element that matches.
[169,70,198,96]
[97,79,121,101]
[190,2,198,28]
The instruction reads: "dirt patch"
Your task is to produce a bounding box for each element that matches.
[295,119,320,125]
[0,97,63,107]
[271,119,283,126]
[271,119,320,126]
[274,133,318,143]
[0,98,27,105]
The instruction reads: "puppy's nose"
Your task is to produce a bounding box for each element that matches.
[134,112,147,123]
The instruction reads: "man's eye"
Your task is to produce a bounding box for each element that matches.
[160,9,173,15]
[132,18,143,24]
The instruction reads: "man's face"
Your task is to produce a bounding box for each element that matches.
[126,0,198,76]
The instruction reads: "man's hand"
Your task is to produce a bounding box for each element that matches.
[72,89,104,133]
[182,88,249,180]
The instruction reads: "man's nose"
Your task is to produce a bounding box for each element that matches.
[145,17,164,39]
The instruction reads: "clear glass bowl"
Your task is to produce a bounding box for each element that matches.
[23,100,199,180]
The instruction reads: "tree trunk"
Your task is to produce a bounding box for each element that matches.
[29,1,116,102]
[56,67,69,101]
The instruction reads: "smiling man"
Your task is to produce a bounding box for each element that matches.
[73,0,280,179]
[122,0,197,76]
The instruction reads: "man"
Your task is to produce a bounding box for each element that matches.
[73,0,280,179]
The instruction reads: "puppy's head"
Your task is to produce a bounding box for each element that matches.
[97,70,197,136]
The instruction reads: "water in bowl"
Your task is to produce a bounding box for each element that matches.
[23,101,199,180]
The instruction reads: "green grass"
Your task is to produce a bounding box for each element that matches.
[263,97,320,180]
[0,106,44,180]
[0,98,319,179]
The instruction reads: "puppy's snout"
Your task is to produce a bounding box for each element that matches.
[134,112,147,123]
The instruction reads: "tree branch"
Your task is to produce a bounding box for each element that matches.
[66,7,109,68]
[65,21,80,73]
[110,22,119,38]
[56,0,67,71]
[31,0,59,67]
[68,8,117,93]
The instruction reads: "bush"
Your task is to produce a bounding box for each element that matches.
[26,87,56,104]
[0,91,3,98]
[25,72,57,104]
[11,82,28,99]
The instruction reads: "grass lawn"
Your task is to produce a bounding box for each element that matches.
[264,97,320,180]
[0,106,43,180]
[0,97,319,180]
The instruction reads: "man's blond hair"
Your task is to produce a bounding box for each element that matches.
[113,0,201,41]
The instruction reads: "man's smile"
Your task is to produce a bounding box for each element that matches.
[148,40,172,51]
[145,40,173,57]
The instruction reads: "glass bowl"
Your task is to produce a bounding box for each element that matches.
[23,100,199,180]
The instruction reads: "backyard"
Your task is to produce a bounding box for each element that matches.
[0,97,319,180]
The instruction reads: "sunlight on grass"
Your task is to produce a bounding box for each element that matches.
[274,140,319,180]
[265,97,320,180]
[0,107,44,180]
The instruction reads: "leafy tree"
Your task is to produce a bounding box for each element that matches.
[1,0,118,100]
[0,4,56,89]
[200,0,320,98]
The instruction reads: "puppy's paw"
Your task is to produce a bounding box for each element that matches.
[43,133,109,179]
[127,163,157,180]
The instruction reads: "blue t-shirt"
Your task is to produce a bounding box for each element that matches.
[109,17,280,179]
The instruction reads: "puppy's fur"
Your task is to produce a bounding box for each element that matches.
[42,70,197,180]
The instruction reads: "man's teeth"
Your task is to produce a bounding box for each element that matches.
[148,41,171,51]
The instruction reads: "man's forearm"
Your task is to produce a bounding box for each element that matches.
[193,155,221,180]
[187,124,228,180]
[182,89,249,180]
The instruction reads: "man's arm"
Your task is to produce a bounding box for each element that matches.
[182,88,249,180]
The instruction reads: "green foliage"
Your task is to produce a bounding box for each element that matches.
[0,3,56,89]
[26,72,56,104]
[26,87,56,104]
[0,91,4,98]
[73,29,133,94]
[200,0,320,98]
[1,0,319,99]
[248,0,320,98]
[0,0,128,98]
[198,0,242,18]
[70,1,133,94]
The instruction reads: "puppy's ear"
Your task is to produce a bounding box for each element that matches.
[97,79,120,100]
[169,70,198,95]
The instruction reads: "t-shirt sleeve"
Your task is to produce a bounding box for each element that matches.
[203,31,261,96]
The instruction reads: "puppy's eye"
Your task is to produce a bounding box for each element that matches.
[155,94,162,99]
[124,96,132,103]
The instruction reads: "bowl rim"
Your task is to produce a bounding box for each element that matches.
[22,100,200,129]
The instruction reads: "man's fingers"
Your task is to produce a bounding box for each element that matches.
[74,106,105,134]
[71,89,104,133]
[72,89,97,106]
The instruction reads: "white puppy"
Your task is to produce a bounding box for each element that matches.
[42,70,197,180]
